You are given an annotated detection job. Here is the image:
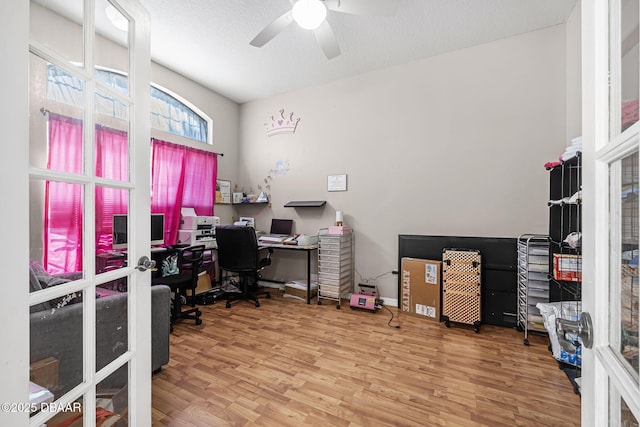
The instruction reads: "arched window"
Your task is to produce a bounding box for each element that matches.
[46,65,211,144]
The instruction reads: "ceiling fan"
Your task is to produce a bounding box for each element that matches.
[249,0,398,59]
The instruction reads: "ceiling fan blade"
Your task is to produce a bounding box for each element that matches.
[325,0,398,16]
[250,10,294,47]
[314,20,340,59]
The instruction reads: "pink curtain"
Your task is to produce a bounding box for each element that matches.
[151,138,218,245]
[45,116,130,272]
[95,125,129,254]
[44,114,84,274]
[151,139,186,245]
[182,146,217,216]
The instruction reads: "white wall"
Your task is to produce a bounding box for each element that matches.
[566,2,582,142]
[239,25,571,299]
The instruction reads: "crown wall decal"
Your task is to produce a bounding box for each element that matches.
[264,109,300,137]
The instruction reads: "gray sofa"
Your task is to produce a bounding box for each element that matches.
[30,284,171,399]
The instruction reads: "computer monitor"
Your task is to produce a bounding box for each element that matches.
[112,214,128,250]
[111,213,165,250]
[270,218,293,235]
[150,214,165,246]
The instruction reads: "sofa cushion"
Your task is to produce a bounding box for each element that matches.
[29,261,82,313]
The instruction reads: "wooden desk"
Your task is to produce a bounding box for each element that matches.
[258,243,318,304]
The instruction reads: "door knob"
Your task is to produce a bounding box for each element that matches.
[136,256,157,272]
[556,312,593,352]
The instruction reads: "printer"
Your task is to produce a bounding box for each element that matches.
[177,229,217,249]
[178,208,219,249]
[180,215,220,231]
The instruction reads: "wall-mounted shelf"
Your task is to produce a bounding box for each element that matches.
[284,201,326,208]
[232,201,268,206]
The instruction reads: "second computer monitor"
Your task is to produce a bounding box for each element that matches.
[270,219,293,236]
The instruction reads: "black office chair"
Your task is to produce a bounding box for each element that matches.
[152,245,204,325]
[215,225,272,308]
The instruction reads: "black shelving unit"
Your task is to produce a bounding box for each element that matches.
[547,152,582,393]
[548,152,582,302]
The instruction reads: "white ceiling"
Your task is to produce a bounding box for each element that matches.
[44,0,579,104]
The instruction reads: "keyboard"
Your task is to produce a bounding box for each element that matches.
[258,236,287,243]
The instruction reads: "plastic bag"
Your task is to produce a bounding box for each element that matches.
[536,300,583,367]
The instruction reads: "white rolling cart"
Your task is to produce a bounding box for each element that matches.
[317,227,354,309]
[516,234,550,345]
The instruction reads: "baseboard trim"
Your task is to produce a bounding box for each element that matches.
[381,297,398,308]
[258,282,398,308]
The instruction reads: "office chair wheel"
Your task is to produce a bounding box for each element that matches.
[225,301,231,308]
[266,292,271,299]
[336,304,341,309]
[195,318,202,325]
[473,321,481,334]
[255,300,260,307]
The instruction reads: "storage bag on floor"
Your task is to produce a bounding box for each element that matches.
[442,249,482,331]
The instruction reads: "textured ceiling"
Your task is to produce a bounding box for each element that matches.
[42,0,579,104]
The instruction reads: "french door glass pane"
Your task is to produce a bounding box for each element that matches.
[621,397,639,426]
[614,152,640,378]
[610,385,639,426]
[97,363,129,423]
[95,88,130,185]
[95,121,129,181]
[30,293,85,413]
[96,186,128,275]
[29,54,85,172]
[98,0,130,86]
[29,179,85,279]
[30,0,84,69]
[96,277,128,368]
[617,0,639,134]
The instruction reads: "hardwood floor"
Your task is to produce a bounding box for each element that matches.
[151,292,581,426]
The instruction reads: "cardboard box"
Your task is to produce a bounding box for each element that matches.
[195,273,212,294]
[30,357,59,392]
[400,258,442,321]
[553,254,582,282]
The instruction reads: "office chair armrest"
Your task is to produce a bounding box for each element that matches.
[259,247,274,267]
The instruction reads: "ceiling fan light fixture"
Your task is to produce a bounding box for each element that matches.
[106,4,128,32]
[292,0,327,30]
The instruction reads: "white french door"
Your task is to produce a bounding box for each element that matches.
[582,0,640,425]
[1,0,151,425]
